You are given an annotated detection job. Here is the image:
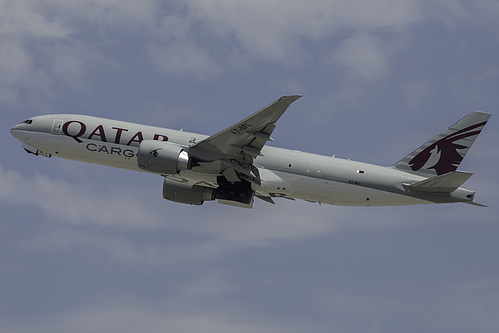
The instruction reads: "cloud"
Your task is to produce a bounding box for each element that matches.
[0,0,74,39]
[39,41,108,88]
[0,0,70,105]
[0,39,55,105]
[2,0,498,105]
[331,32,392,82]
[146,40,222,79]
[0,295,303,333]
[175,269,234,299]
[183,0,421,64]
[193,206,336,244]
[2,3,499,333]
[1,162,342,265]
[20,227,148,264]
[310,276,499,332]
[4,158,460,268]
[0,0,157,105]
[13,203,340,266]
[39,0,159,31]
[422,0,499,30]
[0,163,163,229]
[4,274,498,333]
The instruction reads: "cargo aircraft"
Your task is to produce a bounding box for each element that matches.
[11,96,491,208]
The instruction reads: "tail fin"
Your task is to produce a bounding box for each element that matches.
[393,111,491,176]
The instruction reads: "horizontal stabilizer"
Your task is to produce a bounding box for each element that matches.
[408,171,473,193]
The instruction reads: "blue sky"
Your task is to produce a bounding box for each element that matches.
[1,1,498,332]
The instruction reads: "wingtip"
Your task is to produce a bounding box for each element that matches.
[280,95,303,102]
[471,110,492,117]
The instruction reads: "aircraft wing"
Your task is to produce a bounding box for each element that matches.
[190,95,302,183]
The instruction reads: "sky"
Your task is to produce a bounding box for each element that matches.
[1,1,498,332]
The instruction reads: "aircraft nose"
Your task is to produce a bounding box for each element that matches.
[10,123,28,142]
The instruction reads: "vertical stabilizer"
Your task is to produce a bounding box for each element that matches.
[393,111,491,176]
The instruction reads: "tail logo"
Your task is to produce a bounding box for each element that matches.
[409,122,486,175]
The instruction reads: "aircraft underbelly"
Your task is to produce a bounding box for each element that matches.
[275,171,431,206]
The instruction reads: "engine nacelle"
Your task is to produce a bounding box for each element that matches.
[163,178,215,205]
[137,140,190,174]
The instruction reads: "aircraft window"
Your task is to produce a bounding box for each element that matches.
[23,119,33,124]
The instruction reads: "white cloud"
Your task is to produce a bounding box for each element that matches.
[0,39,32,84]
[0,163,163,229]
[0,39,54,105]
[0,0,74,39]
[2,0,498,104]
[331,32,392,82]
[2,158,448,267]
[0,0,72,104]
[193,205,336,244]
[39,41,108,89]
[0,0,158,105]
[310,276,499,333]
[21,227,146,264]
[175,269,234,299]
[145,11,223,78]
[146,40,222,79]
[14,203,340,266]
[400,79,433,111]
[1,163,340,265]
[422,0,499,30]
[40,0,159,31]
[0,296,302,333]
[139,0,426,77]
[184,0,422,64]
[4,274,499,333]
[2,3,499,333]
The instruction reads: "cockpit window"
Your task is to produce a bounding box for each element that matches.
[22,119,33,125]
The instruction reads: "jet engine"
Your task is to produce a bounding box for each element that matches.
[137,140,191,174]
[163,178,215,205]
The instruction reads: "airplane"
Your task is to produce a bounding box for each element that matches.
[11,95,491,208]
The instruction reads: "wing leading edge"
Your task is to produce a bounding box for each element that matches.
[189,95,302,184]
[192,95,302,158]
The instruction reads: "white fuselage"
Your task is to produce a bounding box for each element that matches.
[11,114,475,206]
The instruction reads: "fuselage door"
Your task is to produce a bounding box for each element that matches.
[51,119,63,135]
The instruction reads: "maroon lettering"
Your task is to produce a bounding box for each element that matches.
[62,120,86,143]
[112,127,128,144]
[153,134,169,142]
[127,131,144,146]
[88,125,107,142]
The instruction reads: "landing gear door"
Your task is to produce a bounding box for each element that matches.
[51,119,63,135]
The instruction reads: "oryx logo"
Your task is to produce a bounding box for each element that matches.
[150,148,162,158]
[409,122,486,175]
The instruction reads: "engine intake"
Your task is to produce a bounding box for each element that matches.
[137,140,190,174]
